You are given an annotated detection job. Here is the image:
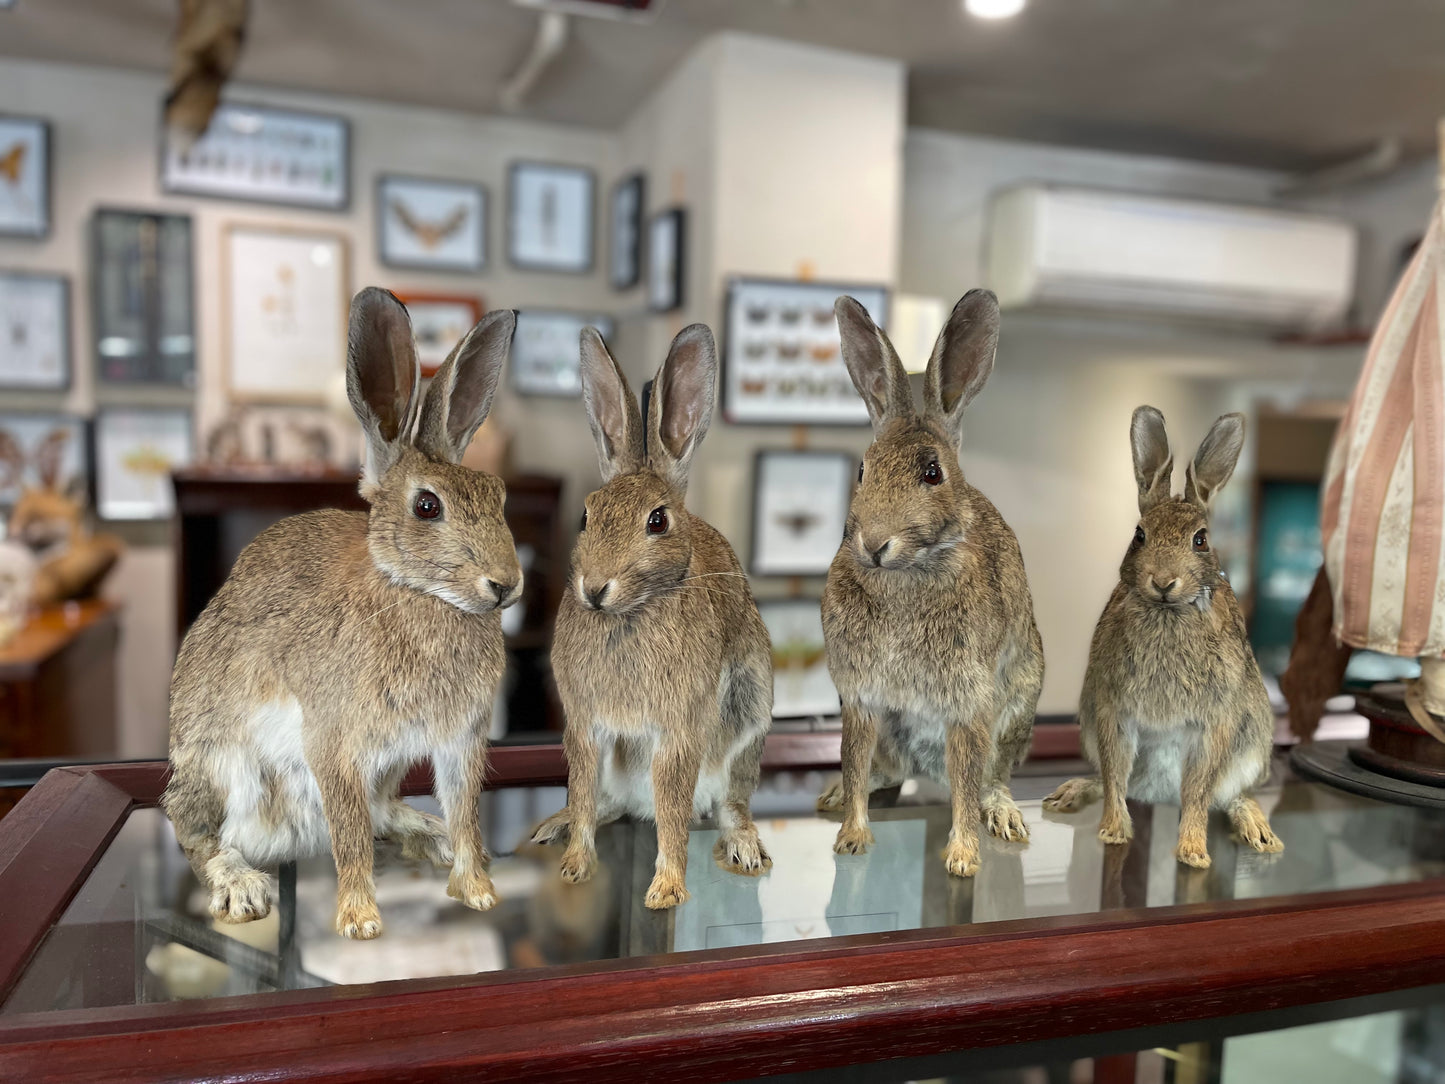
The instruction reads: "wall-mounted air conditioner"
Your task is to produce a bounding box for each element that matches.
[985,185,1357,330]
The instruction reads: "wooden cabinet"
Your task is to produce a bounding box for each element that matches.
[0,599,119,760]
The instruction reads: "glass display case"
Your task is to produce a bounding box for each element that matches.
[1,736,1443,1082]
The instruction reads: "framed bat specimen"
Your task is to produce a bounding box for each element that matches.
[378,174,487,273]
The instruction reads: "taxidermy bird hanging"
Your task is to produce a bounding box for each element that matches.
[165,0,249,152]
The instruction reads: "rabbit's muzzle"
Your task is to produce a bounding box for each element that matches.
[485,575,524,610]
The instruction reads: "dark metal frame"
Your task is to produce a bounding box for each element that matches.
[609,172,646,291]
[647,206,686,313]
[375,173,489,274]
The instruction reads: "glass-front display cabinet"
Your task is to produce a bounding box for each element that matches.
[1,735,1443,1082]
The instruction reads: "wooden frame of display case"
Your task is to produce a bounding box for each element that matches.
[2,736,1445,1083]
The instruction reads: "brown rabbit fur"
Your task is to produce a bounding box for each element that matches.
[163,288,522,939]
[1043,407,1283,869]
[819,291,1044,878]
[533,324,774,910]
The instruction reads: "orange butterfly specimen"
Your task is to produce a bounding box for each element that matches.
[390,198,468,250]
[0,142,26,185]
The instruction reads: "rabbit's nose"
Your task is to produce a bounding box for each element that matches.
[1151,576,1179,598]
[486,576,523,609]
[865,539,893,567]
[580,578,613,611]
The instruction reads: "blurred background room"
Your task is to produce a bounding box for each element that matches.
[0,0,1441,770]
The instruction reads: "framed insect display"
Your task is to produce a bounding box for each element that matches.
[609,173,645,290]
[0,115,50,239]
[394,293,483,378]
[161,102,349,211]
[94,407,194,521]
[92,209,196,387]
[0,270,69,390]
[0,412,86,509]
[377,175,487,273]
[757,598,841,719]
[511,309,617,397]
[506,161,595,274]
[722,277,889,425]
[647,207,685,313]
[750,449,854,576]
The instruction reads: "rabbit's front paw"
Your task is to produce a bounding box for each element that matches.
[559,847,597,884]
[1175,835,1211,869]
[833,821,874,855]
[714,829,772,876]
[208,866,272,924]
[644,869,690,909]
[336,898,383,940]
[942,837,980,878]
[815,779,846,814]
[983,791,1029,843]
[447,870,499,911]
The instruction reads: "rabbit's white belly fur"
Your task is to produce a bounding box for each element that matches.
[215,697,436,865]
[867,697,1015,784]
[592,722,746,822]
[1115,720,1262,809]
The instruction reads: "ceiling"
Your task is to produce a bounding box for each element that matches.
[2,0,1442,170]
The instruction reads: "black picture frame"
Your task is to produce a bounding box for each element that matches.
[609,172,645,290]
[0,269,70,392]
[91,208,197,388]
[159,101,351,212]
[721,276,889,427]
[376,173,488,274]
[647,207,686,313]
[506,161,596,274]
[510,308,618,398]
[750,449,855,577]
[0,114,52,240]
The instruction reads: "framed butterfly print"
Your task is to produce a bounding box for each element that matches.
[0,115,51,240]
[750,450,854,577]
[377,174,487,273]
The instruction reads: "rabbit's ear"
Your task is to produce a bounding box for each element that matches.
[647,323,716,492]
[580,327,645,481]
[923,289,999,448]
[1185,412,1245,511]
[415,308,515,464]
[836,296,913,430]
[347,288,421,490]
[1131,406,1174,513]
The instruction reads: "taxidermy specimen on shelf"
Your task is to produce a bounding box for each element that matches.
[817,289,1044,879]
[533,322,774,910]
[1044,407,1283,868]
[164,287,522,940]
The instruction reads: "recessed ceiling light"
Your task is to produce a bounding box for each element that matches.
[965,0,1025,18]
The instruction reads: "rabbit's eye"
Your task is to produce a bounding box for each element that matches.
[647,507,669,535]
[1133,526,1146,546]
[1193,528,1209,551]
[413,490,442,520]
[922,460,943,486]
[580,508,588,532]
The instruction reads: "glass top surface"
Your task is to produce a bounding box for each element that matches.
[6,759,1445,1016]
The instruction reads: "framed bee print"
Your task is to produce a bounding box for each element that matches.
[750,450,854,577]
[609,173,645,290]
[506,162,594,273]
[0,271,69,391]
[378,175,487,273]
[0,115,50,239]
[647,207,685,313]
[722,277,888,426]
[395,293,483,378]
[757,599,841,719]
[511,309,617,397]
[161,102,349,211]
[94,408,194,521]
[222,224,350,403]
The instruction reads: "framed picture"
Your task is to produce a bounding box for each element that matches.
[0,271,69,390]
[222,224,350,403]
[647,207,685,313]
[92,209,196,386]
[751,450,853,576]
[0,115,50,239]
[395,293,483,378]
[94,408,193,521]
[0,413,86,508]
[161,102,349,211]
[377,175,487,273]
[609,173,645,290]
[758,599,841,719]
[512,309,617,397]
[722,277,889,425]
[506,162,594,273]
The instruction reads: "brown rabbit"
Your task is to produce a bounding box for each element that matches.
[818,291,1044,878]
[533,324,773,910]
[163,288,521,939]
[1043,407,1283,868]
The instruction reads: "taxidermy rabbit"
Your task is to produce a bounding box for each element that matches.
[1043,407,1283,868]
[818,290,1044,878]
[163,288,521,939]
[532,323,774,910]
